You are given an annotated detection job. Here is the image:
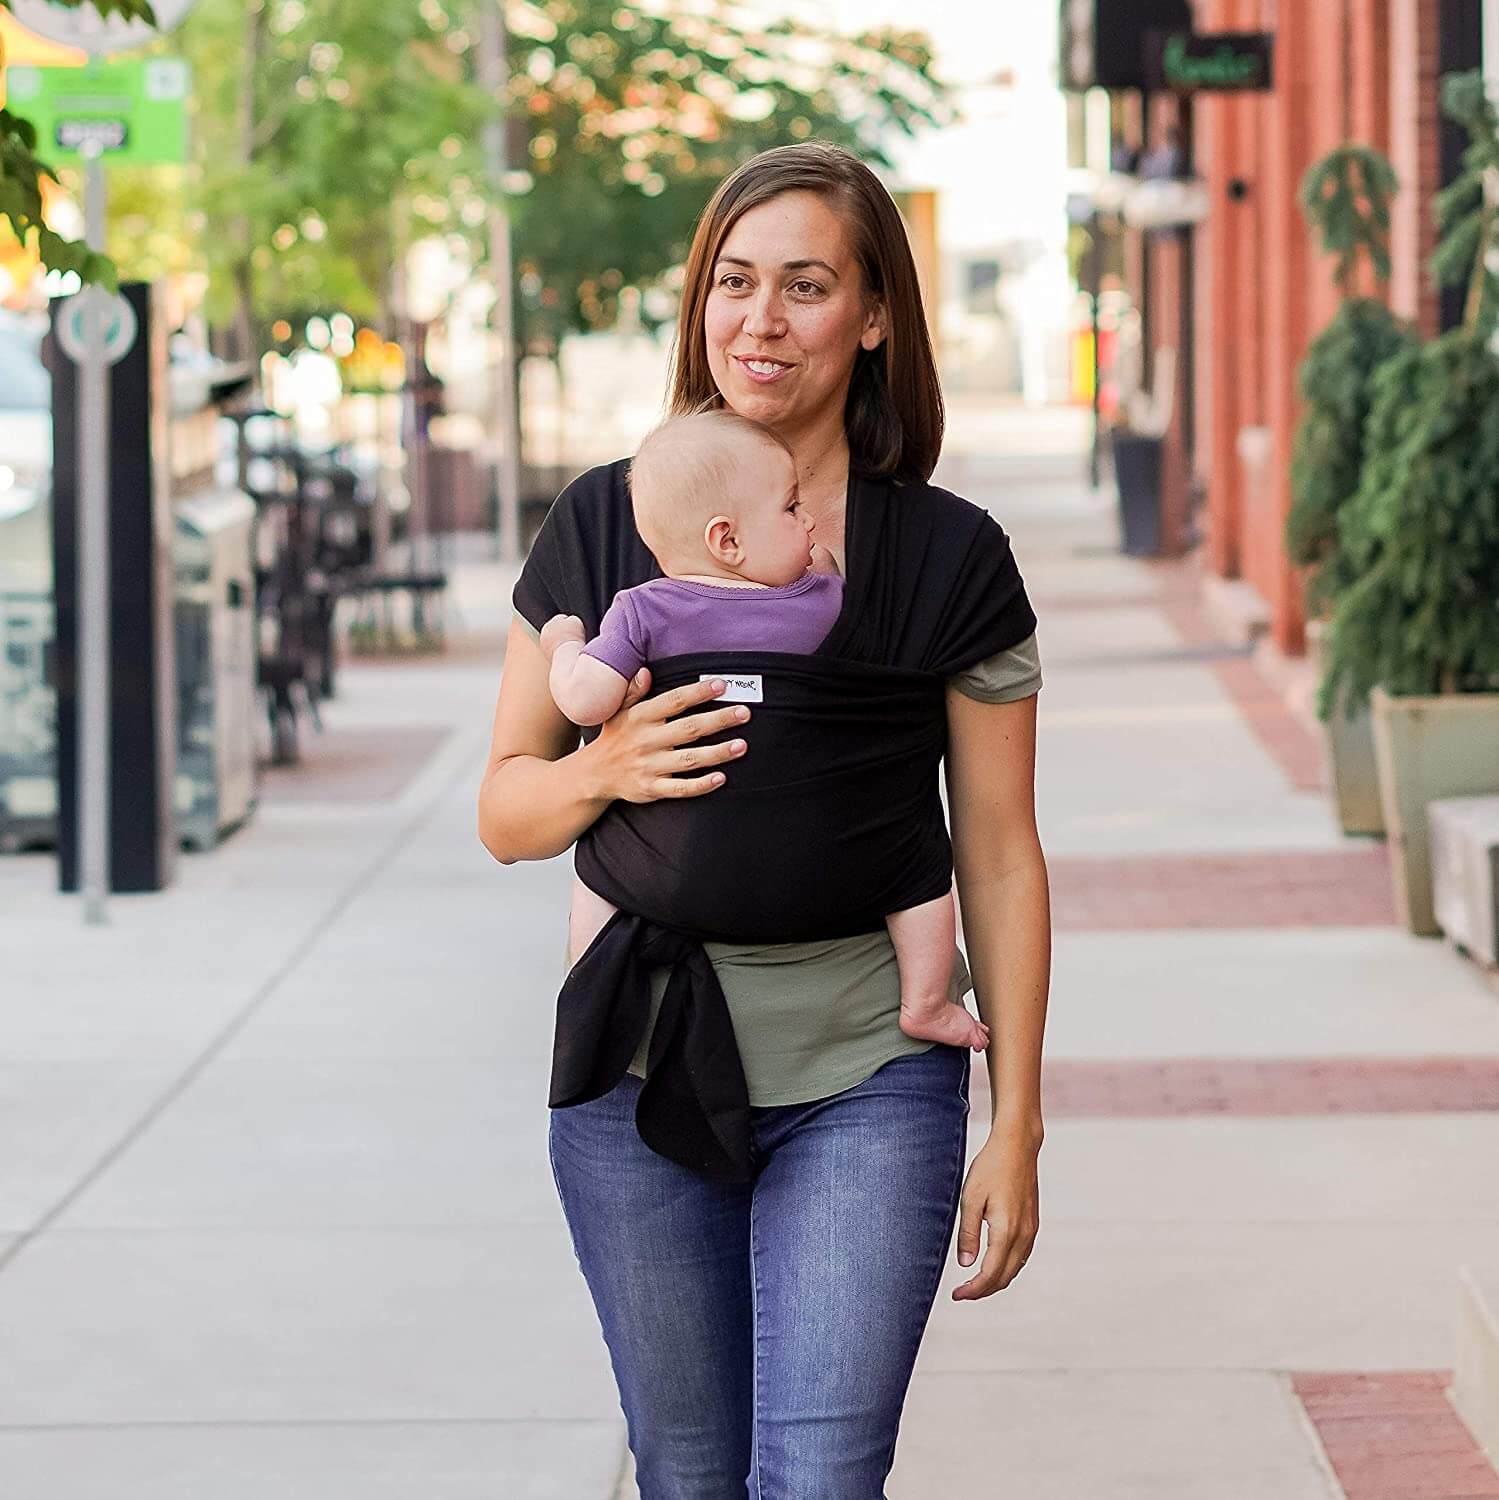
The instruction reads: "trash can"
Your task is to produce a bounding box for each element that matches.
[174,489,258,850]
[1111,428,1164,557]
[0,496,57,852]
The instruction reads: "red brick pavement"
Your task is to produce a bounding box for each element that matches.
[1293,1372,1499,1499]
[261,726,452,804]
[1151,560,1327,793]
[1048,847,1395,929]
[970,1057,1499,1118]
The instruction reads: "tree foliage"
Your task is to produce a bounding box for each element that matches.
[56,0,951,355]
[1318,73,1499,713]
[1286,145,1415,615]
[0,0,157,286]
[1300,145,1398,292]
[499,2,952,346]
[163,0,491,353]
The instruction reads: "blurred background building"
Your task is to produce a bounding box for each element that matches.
[1062,0,1495,658]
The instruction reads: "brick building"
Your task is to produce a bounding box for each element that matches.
[1082,1,1486,657]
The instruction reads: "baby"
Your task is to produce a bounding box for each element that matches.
[539,409,989,1053]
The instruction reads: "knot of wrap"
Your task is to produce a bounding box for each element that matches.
[549,910,753,1183]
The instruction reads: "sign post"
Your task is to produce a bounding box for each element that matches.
[78,145,110,921]
[5,0,194,921]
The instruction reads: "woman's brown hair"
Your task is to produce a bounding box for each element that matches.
[666,142,943,484]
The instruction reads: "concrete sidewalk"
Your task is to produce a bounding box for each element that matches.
[3,403,1498,1497]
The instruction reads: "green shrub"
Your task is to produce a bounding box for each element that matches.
[1287,146,1416,619]
[1317,72,1499,714]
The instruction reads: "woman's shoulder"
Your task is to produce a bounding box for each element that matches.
[869,474,1021,579]
[552,456,632,521]
[889,473,1014,542]
[514,456,657,634]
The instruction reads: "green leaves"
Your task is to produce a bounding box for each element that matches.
[0,0,162,285]
[498,2,952,342]
[1287,297,1416,606]
[1289,143,1414,652]
[1299,145,1398,292]
[1,106,115,286]
[1318,322,1499,712]
[1430,70,1499,335]
[1310,74,1499,714]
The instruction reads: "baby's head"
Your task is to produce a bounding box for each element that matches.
[628,410,814,586]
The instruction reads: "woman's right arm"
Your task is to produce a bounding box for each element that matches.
[477,617,752,864]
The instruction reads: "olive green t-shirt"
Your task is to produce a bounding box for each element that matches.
[518,613,1041,1106]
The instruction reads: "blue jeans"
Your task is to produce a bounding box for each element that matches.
[547,1042,971,1499]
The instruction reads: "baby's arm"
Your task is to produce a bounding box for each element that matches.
[539,615,632,726]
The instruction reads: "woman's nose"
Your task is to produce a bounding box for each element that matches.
[742,290,786,339]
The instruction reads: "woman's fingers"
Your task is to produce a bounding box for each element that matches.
[670,737,747,776]
[652,770,730,798]
[669,702,753,743]
[954,1191,985,1271]
[951,1204,1037,1301]
[634,675,728,722]
[951,1209,1014,1301]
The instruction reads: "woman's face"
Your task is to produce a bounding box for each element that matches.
[703,190,886,439]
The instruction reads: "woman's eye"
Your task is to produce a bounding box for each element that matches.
[791,281,822,296]
[719,274,748,290]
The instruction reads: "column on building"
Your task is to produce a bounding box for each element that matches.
[1191,0,1441,656]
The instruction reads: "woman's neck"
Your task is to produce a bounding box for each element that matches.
[784,423,850,512]
[777,417,851,565]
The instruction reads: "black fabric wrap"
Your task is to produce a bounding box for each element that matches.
[514,458,1036,1182]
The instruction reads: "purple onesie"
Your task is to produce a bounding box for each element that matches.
[582,571,844,680]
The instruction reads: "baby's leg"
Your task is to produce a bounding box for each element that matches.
[568,876,620,968]
[886,891,990,1051]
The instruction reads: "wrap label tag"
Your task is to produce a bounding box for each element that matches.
[701,672,763,703]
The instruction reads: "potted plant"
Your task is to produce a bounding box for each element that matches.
[1289,145,1418,834]
[1318,72,1499,935]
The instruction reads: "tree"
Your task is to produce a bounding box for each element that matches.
[498,3,952,348]
[0,0,156,285]
[1318,73,1499,711]
[95,1,952,358]
[1285,146,1416,619]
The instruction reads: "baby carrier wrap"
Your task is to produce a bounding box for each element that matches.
[513,459,1035,1183]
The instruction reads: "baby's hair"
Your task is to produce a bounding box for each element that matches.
[626,409,793,564]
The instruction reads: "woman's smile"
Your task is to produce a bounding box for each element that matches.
[734,354,796,384]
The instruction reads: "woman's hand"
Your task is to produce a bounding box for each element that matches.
[950,1124,1041,1301]
[585,672,752,805]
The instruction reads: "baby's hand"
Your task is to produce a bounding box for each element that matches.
[539,613,587,662]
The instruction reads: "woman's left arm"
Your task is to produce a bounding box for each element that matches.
[943,687,1050,1301]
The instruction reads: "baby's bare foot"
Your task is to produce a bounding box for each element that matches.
[899,998,990,1051]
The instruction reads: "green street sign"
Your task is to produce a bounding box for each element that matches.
[4,59,190,166]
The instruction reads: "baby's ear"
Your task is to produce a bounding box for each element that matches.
[704,514,737,560]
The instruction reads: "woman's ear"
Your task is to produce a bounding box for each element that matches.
[860,300,887,352]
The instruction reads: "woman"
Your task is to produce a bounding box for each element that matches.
[479,142,1050,1498]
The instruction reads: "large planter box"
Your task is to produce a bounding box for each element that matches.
[1306,621,1383,836]
[1370,687,1499,935]
[1327,697,1385,836]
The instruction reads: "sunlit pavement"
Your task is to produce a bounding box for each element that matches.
[2,400,1498,1496]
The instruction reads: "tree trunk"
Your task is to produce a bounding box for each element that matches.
[229,0,269,367]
